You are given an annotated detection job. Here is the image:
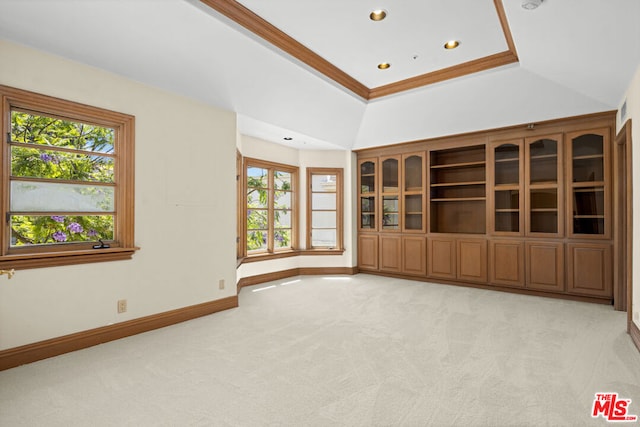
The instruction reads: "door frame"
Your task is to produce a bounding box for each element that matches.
[614,120,633,327]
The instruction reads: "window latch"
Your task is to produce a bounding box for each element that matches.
[92,239,111,249]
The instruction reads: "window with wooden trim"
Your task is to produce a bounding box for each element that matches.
[245,158,298,256]
[0,85,136,269]
[307,168,343,250]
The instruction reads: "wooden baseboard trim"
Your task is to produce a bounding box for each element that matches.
[630,320,640,354]
[0,296,238,371]
[360,270,613,305]
[237,267,358,291]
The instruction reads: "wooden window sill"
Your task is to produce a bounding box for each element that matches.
[0,247,139,270]
[241,248,345,264]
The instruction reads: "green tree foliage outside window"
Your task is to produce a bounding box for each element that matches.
[10,111,116,246]
[246,165,293,252]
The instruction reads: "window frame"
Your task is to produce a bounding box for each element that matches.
[0,85,136,269]
[244,157,298,257]
[306,168,343,251]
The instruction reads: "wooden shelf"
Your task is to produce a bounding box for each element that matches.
[573,154,604,160]
[531,208,558,212]
[431,181,485,187]
[530,154,557,160]
[430,161,485,170]
[496,209,519,213]
[571,181,605,188]
[431,197,486,202]
[574,215,604,219]
[529,182,558,189]
[494,184,519,191]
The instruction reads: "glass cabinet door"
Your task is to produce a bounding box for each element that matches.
[567,129,609,237]
[526,134,563,236]
[381,156,400,230]
[403,153,425,232]
[492,141,522,234]
[358,159,377,230]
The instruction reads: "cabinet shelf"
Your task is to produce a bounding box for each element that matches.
[431,197,486,202]
[495,157,519,163]
[574,215,605,219]
[530,154,558,160]
[529,182,558,189]
[495,184,519,191]
[531,208,558,212]
[430,161,485,170]
[495,209,519,213]
[430,181,485,187]
[573,154,604,160]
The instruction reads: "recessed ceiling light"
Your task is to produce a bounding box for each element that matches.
[522,0,543,10]
[444,40,460,50]
[283,137,293,141]
[377,62,391,70]
[369,9,387,21]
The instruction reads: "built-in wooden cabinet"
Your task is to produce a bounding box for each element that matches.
[430,145,486,234]
[428,237,456,279]
[526,241,564,292]
[356,112,616,305]
[358,158,377,231]
[567,243,612,297]
[379,234,402,272]
[402,236,426,276]
[489,240,525,287]
[358,234,378,270]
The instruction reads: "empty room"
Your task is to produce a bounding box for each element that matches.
[1,0,640,425]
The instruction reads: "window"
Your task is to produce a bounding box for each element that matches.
[0,85,136,269]
[245,158,298,256]
[307,168,343,250]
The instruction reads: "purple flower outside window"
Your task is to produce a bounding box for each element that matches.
[87,229,98,237]
[51,215,65,223]
[52,231,67,242]
[40,153,53,163]
[67,222,83,233]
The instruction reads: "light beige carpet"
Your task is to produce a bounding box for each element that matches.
[1,274,639,426]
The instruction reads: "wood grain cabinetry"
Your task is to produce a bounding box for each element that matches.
[526,241,564,292]
[567,243,612,297]
[402,236,426,276]
[358,234,378,270]
[428,237,456,279]
[489,240,524,287]
[356,112,616,305]
[379,234,402,272]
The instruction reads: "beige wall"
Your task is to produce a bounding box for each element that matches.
[0,40,238,350]
[619,63,640,330]
[237,136,356,280]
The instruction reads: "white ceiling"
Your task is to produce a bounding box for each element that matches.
[0,0,638,151]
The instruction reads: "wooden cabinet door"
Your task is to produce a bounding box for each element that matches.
[567,243,612,297]
[402,236,426,276]
[379,234,402,272]
[526,241,564,292]
[358,234,379,270]
[489,240,524,287]
[457,239,487,283]
[428,237,456,279]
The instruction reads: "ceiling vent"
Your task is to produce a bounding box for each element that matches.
[522,0,543,10]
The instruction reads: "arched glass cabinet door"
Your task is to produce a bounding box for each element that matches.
[403,153,425,232]
[492,140,522,234]
[358,158,377,230]
[525,134,563,236]
[566,128,609,238]
[381,156,400,230]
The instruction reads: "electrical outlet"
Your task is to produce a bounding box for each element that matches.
[117,299,127,313]
[218,279,225,290]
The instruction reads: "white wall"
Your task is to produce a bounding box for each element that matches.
[0,40,237,350]
[619,64,640,330]
[237,136,356,279]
